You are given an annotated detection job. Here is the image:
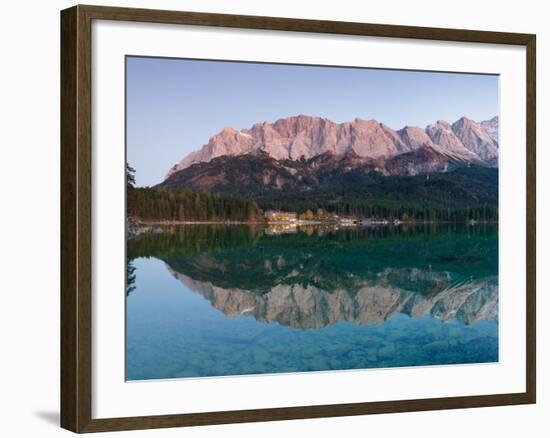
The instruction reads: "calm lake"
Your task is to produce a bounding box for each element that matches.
[126,224,498,380]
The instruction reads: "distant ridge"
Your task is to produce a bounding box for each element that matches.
[165,115,499,179]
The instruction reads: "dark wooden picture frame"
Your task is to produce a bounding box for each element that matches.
[61,4,536,433]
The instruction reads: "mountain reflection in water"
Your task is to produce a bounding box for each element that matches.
[126,224,498,380]
[169,267,497,329]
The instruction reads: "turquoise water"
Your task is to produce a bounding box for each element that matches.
[126,225,498,380]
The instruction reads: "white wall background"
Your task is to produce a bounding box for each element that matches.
[0,0,546,437]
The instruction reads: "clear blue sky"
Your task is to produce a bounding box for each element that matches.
[127,56,498,187]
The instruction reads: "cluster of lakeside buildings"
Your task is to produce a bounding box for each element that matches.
[263,210,393,227]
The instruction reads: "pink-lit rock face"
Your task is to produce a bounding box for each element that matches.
[166,115,498,179]
[451,116,499,165]
[480,116,499,143]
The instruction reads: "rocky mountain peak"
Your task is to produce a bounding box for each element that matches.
[451,116,499,165]
[480,116,499,143]
[398,126,434,150]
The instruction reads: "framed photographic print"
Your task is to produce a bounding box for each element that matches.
[60,4,536,433]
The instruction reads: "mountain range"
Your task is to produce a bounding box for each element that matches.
[164,114,499,181]
[157,115,499,211]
